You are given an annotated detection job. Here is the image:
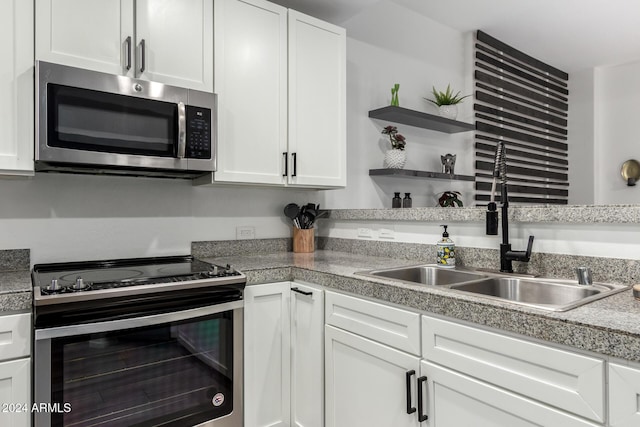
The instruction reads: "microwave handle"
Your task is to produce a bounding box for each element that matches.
[177,102,186,158]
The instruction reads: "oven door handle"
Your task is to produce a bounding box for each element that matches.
[35,300,243,340]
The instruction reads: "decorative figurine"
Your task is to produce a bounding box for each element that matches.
[441,153,456,174]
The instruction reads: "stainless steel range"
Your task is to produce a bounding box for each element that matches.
[32,255,245,427]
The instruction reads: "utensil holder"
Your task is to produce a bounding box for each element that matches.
[293,228,314,253]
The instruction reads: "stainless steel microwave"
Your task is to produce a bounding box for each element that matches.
[36,61,216,178]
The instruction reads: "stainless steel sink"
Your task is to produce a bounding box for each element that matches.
[356,265,486,286]
[356,264,629,311]
[450,277,628,311]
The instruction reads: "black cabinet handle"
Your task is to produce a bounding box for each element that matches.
[291,287,312,296]
[291,152,297,177]
[406,370,416,414]
[139,39,146,74]
[283,152,288,177]
[125,36,132,70]
[417,376,429,422]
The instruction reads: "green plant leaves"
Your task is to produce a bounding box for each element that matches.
[425,84,470,106]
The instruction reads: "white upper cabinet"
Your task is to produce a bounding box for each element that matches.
[36,0,135,76]
[135,0,213,91]
[0,0,34,176]
[288,10,346,188]
[208,1,346,188]
[213,0,288,185]
[35,0,213,92]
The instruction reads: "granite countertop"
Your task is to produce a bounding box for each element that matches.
[203,250,640,362]
[0,270,33,312]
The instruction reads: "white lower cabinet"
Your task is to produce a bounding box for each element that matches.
[422,315,605,423]
[244,281,323,427]
[322,291,621,427]
[609,362,640,427]
[0,358,30,427]
[324,291,422,426]
[0,312,31,427]
[325,325,420,427]
[420,361,599,427]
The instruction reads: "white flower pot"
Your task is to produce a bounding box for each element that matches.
[384,149,406,169]
[438,104,458,120]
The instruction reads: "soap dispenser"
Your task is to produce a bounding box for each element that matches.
[437,225,456,268]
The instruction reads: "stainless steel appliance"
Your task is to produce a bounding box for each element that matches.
[32,256,245,427]
[36,61,216,178]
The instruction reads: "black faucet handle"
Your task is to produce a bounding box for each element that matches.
[525,235,534,260]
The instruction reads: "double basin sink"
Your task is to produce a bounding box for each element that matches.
[356,265,629,311]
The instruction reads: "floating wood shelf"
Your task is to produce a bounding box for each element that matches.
[369,168,475,182]
[368,106,475,134]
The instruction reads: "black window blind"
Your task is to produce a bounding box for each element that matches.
[474,30,569,205]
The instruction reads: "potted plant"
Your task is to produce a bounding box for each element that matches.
[381,125,406,169]
[425,84,471,120]
[437,191,464,207]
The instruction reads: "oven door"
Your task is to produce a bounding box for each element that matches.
[34,301,243,427]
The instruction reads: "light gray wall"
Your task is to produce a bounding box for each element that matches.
[594,58,640,204]
[319,3,475,210]
[0,173,312,264]
[568,68,595,204]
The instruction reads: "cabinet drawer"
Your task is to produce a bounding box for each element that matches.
[325,291,420,356]
[609,362,640,427]
[422,316,605,423]
[0,313,31,360]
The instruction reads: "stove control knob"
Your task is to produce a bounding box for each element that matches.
[211,265,219,276]
[49,279,60,291]
[73,277,85,290]
[226,264,236,274]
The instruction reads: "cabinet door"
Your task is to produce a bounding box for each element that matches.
[288,10,346,188]
[420,361,599,427]
[213,0,288,184]
[244,282,291,427]
[136,0,213,91]
[291,283,324,427]
[35,0,134,76]
[609,362,640,427]
[0,0,34,176]
[422,315,605,422]
[325,325,420,427]
[0,358,30,427]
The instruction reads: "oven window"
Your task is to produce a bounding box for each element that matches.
[50,312,234,427]
[47,84,177,157]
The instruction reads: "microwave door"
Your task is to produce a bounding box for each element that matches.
[40,84,189,170]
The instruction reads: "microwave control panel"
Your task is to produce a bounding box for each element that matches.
[185,106,212,159]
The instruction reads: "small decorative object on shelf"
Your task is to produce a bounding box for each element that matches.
[437,191,463,207]
[390,83,400,106]
[392,192,402,208]
[425,84,470,120]
[402,193,412,208]
[381,125,406,169]
[440,153,456,174]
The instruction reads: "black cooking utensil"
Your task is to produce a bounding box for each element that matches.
[284,203,301,228]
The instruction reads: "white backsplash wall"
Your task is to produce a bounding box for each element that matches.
[318,219,640,261]
[0,173,314,264]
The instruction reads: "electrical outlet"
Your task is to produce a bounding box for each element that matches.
[357,228,373,238]
[236,226,255,240]
[379,228,395,239]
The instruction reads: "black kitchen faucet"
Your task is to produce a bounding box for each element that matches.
[485,141,535,273]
